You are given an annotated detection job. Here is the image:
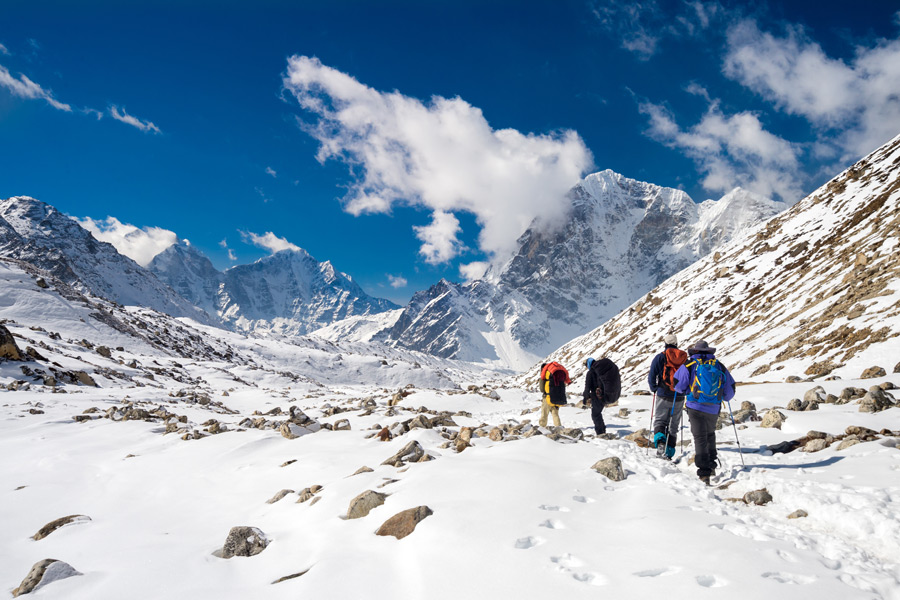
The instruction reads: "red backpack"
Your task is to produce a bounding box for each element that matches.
[662,348,688,391]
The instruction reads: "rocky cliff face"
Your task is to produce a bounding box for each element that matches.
[376,171,786,369]
[532,133,900,389]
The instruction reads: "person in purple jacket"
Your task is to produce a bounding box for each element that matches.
[673,340,736,485]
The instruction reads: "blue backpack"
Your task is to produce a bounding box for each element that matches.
[689,358,723,404]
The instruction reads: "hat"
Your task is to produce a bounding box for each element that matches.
[585,357,594,369]
[688,340,716,355]
[663,334,677,346]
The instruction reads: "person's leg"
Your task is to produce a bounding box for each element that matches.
[539,400,550,427]
[551,405,561,427]
[667,399,684,449]
[591,401,606,434]
[688,409,713,478]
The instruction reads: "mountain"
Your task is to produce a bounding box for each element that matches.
[149,242,399,335]
[367,171,787,370]
[532,132,900,389]
[0,197,210,323]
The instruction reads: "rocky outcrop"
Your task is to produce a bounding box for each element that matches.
[32,515,91,540]
[12,559,81,597]
[1,323,24,361]
[861,366,886,379]
[374,506,433,539]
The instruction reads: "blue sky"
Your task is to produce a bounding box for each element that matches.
[1,1,899,304]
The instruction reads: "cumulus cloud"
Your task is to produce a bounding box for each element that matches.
[109,105,161,134]
[591,0,723,60]
[76,216,177,266]
[265,167,277,178]
[282,56,593,267]
[640,100,803,202]
[0,63,71,111]
[724,19,900,159]
[459,261,489,282]
[219,238,238,261]
[387,274,407,288]
[240,230,301,254]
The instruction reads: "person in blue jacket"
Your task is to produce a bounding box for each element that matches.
[673,340,736,484]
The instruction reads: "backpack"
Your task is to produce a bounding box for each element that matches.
[662,348,688,391]
[591,358,621,406]
[541,362,571,406]
[689,358,724,403]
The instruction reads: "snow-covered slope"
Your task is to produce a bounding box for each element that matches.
[149,242,399,336]
[531,132,900,390]
[373,172,786,370]
[0,197,210,323]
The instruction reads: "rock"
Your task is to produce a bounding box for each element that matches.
[859,389,893,413]
[845,425,879,438]
[802,439,828,453]
[624,428,650,446]
[881,382,897,390]
[375,506,433,539]
[12,559,82,597]
[266,489,294,504]
[785,375,803,383]
[95,346,112,358]
[786,398,802,411]
[740,401,757,412]
[836,438,861,451]
[35,277,48,288]
[591,456,626,481]
[803,386,826,405]
[221,526,269,558]
[74,371,97,387]
[861,366,886,379]
[347,490,388,519]
[617,408,631,418]
[743,488,773,505]
[333,419,351,431]
[894,361,900,374]
[408,415,432,429]
[560,427,584,440]
[25,346,47,361]
[280,422,317,439]
[0,324,24,361]
[787,509,808,519]
[272,569,310,584]
[381,440,424,466]
[296,485,323,503]
[32,515,91,540]
[352,466,374,476]
[760,410,786,429]
[488,427,503,441]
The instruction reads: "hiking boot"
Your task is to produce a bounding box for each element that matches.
[665,446,676,459]
[700,475,711,486]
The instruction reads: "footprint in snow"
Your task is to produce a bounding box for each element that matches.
[514,536,545,549]
[552,555,608,586]
[696,574,729,588]
[762,571,817,585]
[551,554,584,568]
[538,504,571,512]
[539,519,565,529]
[634,566,682,578]
[572,495,595,503]
[775,549,798,563]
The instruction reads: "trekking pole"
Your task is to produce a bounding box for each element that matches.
[726,400,746,468]
[647,392,656,456]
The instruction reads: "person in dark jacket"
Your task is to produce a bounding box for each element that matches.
[647,334,687,459]
[583,357,621,435]
[673,340,736,484]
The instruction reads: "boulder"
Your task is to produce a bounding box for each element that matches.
[381,440,425,466]
[894,361,900,374]
[625,428,650,447]
[591,457,626,481]
[347,490,388,519]
[74,371,97,387]
[802,438,828,453]
[488,427,503,441]
[787,509,808,519]
[760,410,786,429]
[743,488,773,506]
[803,386,826,405]
[617,408,631,418]
[280,422,317,439]
[0,324,24,361]
[836,437,861,451]
[408,415,432,430]
[333,419,351,431]
[786,398,802,411]
[95,346,112,358]
[375,506,433,539]
[861,366,886,379]
[266,489,294,504]
[13,559,81,597]
[352,466,374,476]
[859,389,893,413]
[32,515,91,540]
[221,526,269,558]
[296,485,323,503]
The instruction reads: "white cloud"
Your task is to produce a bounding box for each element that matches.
[459,261,489,282]
[282,56,593,266]
[265,167,277,178]
[0,63,71,111]
[724,19,900,158]
[387,274,407,288]
[109,105,161,134]
[640,100,803,202]
[240,230,301,254]
[0,43,9,56]
[227,248,237,261]
[591,0,723,60]
[75,216,177,266]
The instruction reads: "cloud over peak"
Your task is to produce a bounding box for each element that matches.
[283,55,593,267]
[240,230,301,254]
[76,216,177,266]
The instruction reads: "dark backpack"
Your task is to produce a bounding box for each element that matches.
[542,362,571,406]
[591,358,621,406]
[662,348,688,391]
[688,358,724,404]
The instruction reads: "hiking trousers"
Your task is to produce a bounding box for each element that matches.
[590,401,606,434]
[652,395,683,448]
[687,408,720,478]
[539,399,561,427]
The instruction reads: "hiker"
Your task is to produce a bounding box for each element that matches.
[647,334,687,459]
[539,362,571,427]
[582,357,621,435]
[673,340,736,484]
